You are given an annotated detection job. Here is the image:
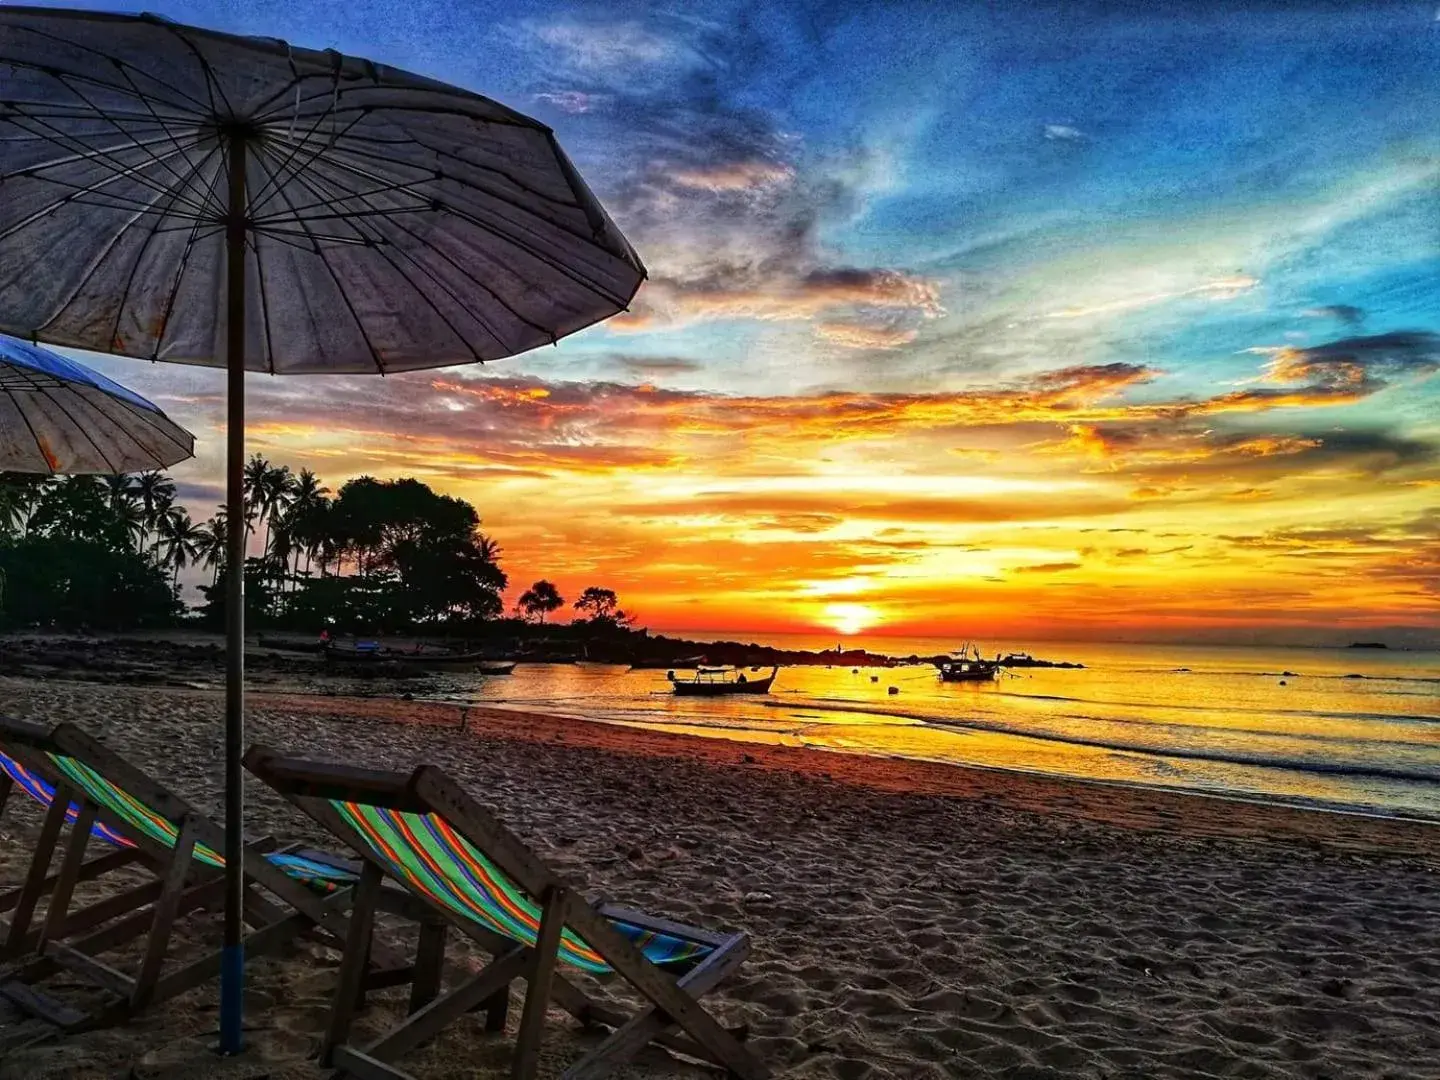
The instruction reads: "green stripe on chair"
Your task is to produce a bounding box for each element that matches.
[334,801,710,973]
[45,753,355,893]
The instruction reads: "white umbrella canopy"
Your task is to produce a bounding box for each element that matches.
[0,6,644,370]
[0,332,193,472]
[0,6,645,1053]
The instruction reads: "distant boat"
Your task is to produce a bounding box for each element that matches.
[937,644,999,683]
[631,655,705,669]
[669,665,778,696]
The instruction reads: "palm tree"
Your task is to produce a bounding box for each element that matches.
[474,532,502,563]
[101,473,137,510]
[111,497,148,553]
[132,470,176,553]
[285,468,330,582]
[155,509,204,592]
[0,474,51,538]
[196,511,227,586]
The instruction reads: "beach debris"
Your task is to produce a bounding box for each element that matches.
[743,891,773,904]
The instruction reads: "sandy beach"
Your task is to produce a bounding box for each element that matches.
[2,675,1439,1079]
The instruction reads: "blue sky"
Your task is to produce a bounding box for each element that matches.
[27,0,1440,640]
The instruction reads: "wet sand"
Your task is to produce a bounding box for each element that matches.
[2,676,1439,1079]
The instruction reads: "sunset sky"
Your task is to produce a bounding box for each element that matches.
[52,0,1440,645]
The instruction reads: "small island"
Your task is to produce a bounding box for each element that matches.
[1347,641,1389,649]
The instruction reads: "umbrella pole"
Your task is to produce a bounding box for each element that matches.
[220,130,248,1056]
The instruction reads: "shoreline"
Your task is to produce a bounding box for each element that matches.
[250,688,1440,864]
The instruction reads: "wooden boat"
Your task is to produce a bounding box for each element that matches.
[669,666,778,696]
[937,644,999,683]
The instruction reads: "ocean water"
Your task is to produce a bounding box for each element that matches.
[443,637,1440,821]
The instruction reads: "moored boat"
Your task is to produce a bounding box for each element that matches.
[937,644,999,682]
[669,665,778,696]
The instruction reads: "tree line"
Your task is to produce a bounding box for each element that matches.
[0,459,628,636]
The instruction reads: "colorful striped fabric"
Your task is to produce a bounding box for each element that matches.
[332,800,713,973]
[0,746,354,894]
[1,748,134,848]
[48,752,226,866]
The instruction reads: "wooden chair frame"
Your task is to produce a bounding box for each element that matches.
[245,745,770,1080]
[0,717,413,1032]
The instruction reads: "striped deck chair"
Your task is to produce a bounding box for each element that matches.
[0,717,412,1032]
[245,745,770,1080]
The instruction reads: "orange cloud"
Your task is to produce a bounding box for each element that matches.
[668,161,795,191]
[613,267,944,331]
[814,322,921,349]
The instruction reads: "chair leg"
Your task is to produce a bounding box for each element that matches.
[131,814,200,1010]
[38,799,98,950]
[408,917,446,1015]
[483,987,510,1034]
[512,887,567,1080]
[321,859,384,1067]
[4,784,73,957]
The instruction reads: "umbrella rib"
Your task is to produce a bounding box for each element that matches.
[248,149,386,372]
[295,132,590,226]
[0,103,194,126]
[267,136,625,305]
[60,390,165,471]
[148,17,235,120]
[35,143,217,344]
[251,230,276,374]
[150,160,227,362]
[42,71,216,215]
[439,201,632,310]
[0,55,203,121]
[89,390,195,464]
[259,119,583,213]
[277,156,540,350]
[1,112,215,218]
[109,63,228,220]
[253,81,543,131]
[103,140,226,357]
[244,109,371,217]
[0,21,213,115]
[0,113,213,212]
[275,156,495,358]
[32,383,123,474]
[6,385,55,473]
[0,140,215,244]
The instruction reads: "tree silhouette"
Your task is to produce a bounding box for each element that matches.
[155,509,205,592]
[573,586,619,622]
[518,580,563,623]
[3,462,517,636]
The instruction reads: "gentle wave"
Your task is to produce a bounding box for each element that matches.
[803,691,1440,726]
[761,700,1440,784]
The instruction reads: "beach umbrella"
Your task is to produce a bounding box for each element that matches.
[0,333,194,472]
[0,7,645,1051]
